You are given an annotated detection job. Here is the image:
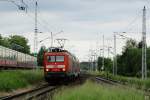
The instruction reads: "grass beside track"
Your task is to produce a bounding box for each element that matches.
[89,71,150,90]
[0,69,44,92]
[53,80,144,100]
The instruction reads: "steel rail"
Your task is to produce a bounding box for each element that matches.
[95,77,120,85]
[0,84,58,100]
[95,76,150,99]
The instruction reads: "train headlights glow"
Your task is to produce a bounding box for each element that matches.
[62,68,66,71]
[46,69,49,71]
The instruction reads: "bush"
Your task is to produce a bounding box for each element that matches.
[0,70,44,92]
[53,80,145,100]
[89,71,150,90]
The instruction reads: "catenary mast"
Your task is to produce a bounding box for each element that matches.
[142,6,147,79]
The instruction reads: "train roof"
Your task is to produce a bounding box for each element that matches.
[45,47,79,61]
[48,47,68,52]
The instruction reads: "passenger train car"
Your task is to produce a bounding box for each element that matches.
[0,45,37,69]
[43,47,80,82]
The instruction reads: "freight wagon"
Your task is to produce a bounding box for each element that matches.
[0,45,37,69]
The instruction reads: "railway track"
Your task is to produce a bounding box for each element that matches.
[0,73,88,100]
[95,76,121,85]
[95,76,150,100]
[0,84,59,100]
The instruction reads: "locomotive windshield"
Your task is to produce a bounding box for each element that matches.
[47,56,64,62]
[47,56,55,62]
[56,56,64,62]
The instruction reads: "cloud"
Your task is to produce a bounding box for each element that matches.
[0,0,149,61]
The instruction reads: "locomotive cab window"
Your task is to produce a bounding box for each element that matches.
[47,56,64,62]
[47,56,55,62]
[56,56,64,62]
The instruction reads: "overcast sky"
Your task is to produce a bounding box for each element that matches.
[0,0,150,61]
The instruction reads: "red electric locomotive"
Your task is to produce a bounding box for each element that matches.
[43,47,80,82]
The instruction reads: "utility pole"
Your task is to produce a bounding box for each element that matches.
[51,32,53,47]
[93,54,95,71]
[102,35,105,70]
[91,53,94,71]
[113,34,117,76]
[90,57,93,71]
[108,47,110,58]
[34,1,38,55]
[91,55,94,71]
[142,6,147,79]
[93,52,98,71]
[96,34,99,71]
[107,46,112,58]
[88,58,90,71]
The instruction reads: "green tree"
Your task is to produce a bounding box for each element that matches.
[80,62,90,70]
[146,48,150,76]
[8,35,30,54]
[117,39,141,76]
[122,39,138,52]
[97,57,113,72]
[116,39,150,77]
[138,41,143,49]
[0,37,10,47]
[117,48,141,76]
[37,46,46,66]
[98,57,103,71]
[0,34,2,45]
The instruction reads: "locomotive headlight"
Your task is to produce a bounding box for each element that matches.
[62,68,66,71]
[46,69,49,71]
